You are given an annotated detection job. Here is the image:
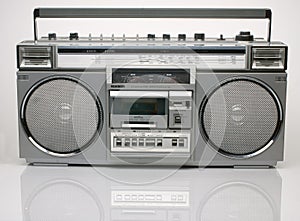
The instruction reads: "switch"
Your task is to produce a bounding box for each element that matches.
[138,139,144,147]
[124,139,130,147]
[115,138,122,147]
[172,139,178,147]
[69,32,79,40]
[179,139,185,147]
[48,33,56,40]
[174,115,182,124]
[157,139,163,147]
[146,139,155,147]
[194,33,205,41]
[178,34,186,41]
[132,138,137,146]
[163,34,171,40]
[147,34,155,40]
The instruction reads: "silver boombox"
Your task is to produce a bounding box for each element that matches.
[17,8,288,167]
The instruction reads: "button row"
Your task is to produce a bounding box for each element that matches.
[115,194,162,202]
[147,33,204,41]
[114,137,186,148]
[47,31,253,41]
[115,137,163,148]
[48,32,206,41]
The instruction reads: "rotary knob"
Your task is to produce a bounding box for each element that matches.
[48,33,56,40]
[163,34,171,40]
[235,31,254,41]
[178,34,186,41]
[147,34,155,40]
[69,32,79,40]
[194,33,205,41]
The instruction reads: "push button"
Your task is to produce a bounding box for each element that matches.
[157,139,163,147]
[179,139,185,147]
[172,139,178,147]
[174,115,182,124]
[115,138,122,147]
[124,139,130,147]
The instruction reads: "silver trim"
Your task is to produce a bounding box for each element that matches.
[219,140,275,160]
[121,123,157,128]
[110,90,168,98]
[28,137,83,158]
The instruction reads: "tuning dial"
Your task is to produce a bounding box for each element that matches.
[194,33,205,41]
[48,33,56,40]
[69,32,79,40]
[235,31,254,41]
[163,34,171,40]
[147,34,155,40]
[178,34,186,41]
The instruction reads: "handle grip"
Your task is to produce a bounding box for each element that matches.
[33,8,272,41]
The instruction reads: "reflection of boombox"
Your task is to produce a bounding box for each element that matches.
[21,167,282,221]
[17,8,287,167]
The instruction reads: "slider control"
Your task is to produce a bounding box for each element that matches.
[174,115,182,124]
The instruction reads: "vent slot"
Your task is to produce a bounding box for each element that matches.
[19,47,52,68]
[252,48,285,70]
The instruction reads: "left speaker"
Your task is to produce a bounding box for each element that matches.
[17,73,108,164]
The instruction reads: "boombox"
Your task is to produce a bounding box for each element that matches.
[17,8,288,167]
[21,167,282,220]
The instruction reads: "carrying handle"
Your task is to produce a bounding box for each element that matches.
[33,8,272,42]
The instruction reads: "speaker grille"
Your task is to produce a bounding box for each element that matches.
[201,77,281,157]
[22,77,102,155]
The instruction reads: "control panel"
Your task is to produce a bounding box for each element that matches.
[169,91,193,129]
[111,131,190,153]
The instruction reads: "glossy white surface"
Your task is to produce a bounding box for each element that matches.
[0,162,300,220]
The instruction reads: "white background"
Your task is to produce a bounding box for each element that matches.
[0,0,300,220]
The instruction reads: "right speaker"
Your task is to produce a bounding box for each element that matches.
[195,73,286,167]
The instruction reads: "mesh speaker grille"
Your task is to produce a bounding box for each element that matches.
[22,77,102,155]
[201,78,280,156]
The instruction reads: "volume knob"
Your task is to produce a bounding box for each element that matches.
[69,32,79,40]
[235,31,254,41]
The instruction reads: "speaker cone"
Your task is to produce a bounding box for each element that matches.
[200,77,282,158]
[21,76,103,156]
